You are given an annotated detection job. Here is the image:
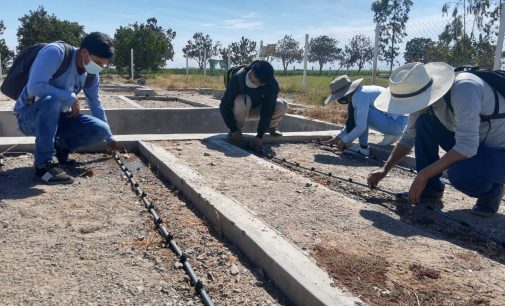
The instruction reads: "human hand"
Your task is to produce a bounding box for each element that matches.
[107,139,118,151]
[408,172,428,205]
[250,137,263,152]
[231,130,243,143]
[367,169,387,189]
[67,99,80,118]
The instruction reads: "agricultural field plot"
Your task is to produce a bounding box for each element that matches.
[0,153,288,305]
[155,140,505,306]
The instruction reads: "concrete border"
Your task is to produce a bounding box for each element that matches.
[0,131,416,171]
[138,141,363,306]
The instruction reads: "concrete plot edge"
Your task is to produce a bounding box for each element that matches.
[138,141,363,306]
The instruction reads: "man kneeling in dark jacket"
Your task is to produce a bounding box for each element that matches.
[219,60,288,151]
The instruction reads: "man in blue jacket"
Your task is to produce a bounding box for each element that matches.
[219,60,288,150]
[14,32,117,185]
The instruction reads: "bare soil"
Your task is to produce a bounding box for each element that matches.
[154,140,505,306]
[0,153,288,305]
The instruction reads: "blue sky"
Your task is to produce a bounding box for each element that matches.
[1,0,451,68]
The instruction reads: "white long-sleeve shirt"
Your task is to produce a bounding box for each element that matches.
[399,72,505,158]
[337,85,392,144]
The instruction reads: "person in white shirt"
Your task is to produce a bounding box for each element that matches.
[367,62,505,217]
[321,75,408,156]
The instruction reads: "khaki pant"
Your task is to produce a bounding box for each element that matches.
[233,94,289,130]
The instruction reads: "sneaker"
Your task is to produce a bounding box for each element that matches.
[35,160,74,185]
[471,184,504,217]
[54,143,76,166]
[346,144,370,156]
[377,134,401,146]
[268,127,283,137]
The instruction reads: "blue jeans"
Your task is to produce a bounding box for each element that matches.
[16,95,112,167]
[358,107,408,146]
[415,111,505,199]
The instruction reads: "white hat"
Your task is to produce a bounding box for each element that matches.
[324,75,363,105]
[374,62,455,114]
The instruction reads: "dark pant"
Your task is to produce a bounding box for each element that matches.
[415,111,505,199]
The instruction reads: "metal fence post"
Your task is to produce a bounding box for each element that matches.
[494,4,505,70]
[0,52,3,81]
[185,50,189,82]
[130,49,134,80]
[204,49,207,78]
[372,23,380,85]
[259,40,264,60]
[302,34,309,92]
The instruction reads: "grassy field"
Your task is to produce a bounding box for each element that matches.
[132,70,390,107]
[108,69,390,124]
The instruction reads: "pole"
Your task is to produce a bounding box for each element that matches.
[130,49,134,80]
[227,47,231,70]
[372,23,380,85]
[0,52,3,81]
[203,49,207,78]
[185,50,189,83]
[494,3,505,70]
[302,34,309,92]
[259,40,264,60]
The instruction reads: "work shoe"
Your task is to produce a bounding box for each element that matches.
[471,184,504,218]
[35,160,74,185]
[54,143,76,166]
[347,144,370,156]
[377,134,401,146]
[268,127,283,137]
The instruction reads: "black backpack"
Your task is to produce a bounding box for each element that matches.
[223,65,247,92]
[1,42,74,100]
[445,66,505,122]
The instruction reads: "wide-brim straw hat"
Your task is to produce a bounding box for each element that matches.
[374,62,455,115]
[324,75,364,105]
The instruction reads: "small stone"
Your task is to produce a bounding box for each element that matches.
[204,152,211,157]
[230,264,240,276]
[305,183,312,187]
[207,272,215,282]
[174,262,184,269]
[210,162,217,166]
[296,190,303,194]
[176,147,183,151]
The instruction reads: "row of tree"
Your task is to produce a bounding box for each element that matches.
[0,2,503,76]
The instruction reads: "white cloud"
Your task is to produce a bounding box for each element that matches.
[241,12,257,19]
[200,23,216,27]
[223,19,263,29]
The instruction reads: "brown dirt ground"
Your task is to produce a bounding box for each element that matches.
[0,153,288,305]
[154,140,505,306]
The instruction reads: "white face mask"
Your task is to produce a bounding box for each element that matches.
[245,71,259,89]
[84,56,103,74]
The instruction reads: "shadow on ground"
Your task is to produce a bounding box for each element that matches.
[360,207,505,265]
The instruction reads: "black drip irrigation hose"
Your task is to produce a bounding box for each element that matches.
[315,141,505,203]
[260,151,505,250]
[113,153,214,306]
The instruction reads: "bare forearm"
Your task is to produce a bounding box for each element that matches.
[418,149,467,180]
[382,143,411,173]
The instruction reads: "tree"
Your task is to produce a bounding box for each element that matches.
[0,21,14,71]
[227,36,257,65]
[16,6,85,52]
[182,32,220,70]
[114,18,176,76]
[308,35,341,74]
[273,35,303,74]
[372,0,413,73]
[404,37,435,63]
[343,35,373,73]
